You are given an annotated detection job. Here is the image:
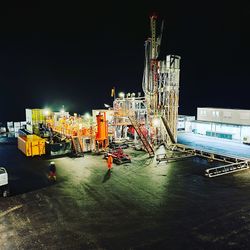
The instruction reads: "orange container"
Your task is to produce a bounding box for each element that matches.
[96,113,108,141]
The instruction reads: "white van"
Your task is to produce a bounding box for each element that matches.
[0,167,9,197]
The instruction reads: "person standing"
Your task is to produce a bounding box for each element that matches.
[49,162,57,181]
[107,154,113,170]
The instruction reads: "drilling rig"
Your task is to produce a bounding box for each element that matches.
[142,14,181,146]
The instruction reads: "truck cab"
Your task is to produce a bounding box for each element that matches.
[0,167,9,197]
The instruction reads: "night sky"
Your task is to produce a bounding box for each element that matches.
[0,1,247,121]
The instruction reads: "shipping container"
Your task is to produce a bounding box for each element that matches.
[14,122,21,128]
[26,109,45,125]
[18,134,46,157]
[7,121,13,127]
[0,127,6,133]
[20,121,26,129]
[7,121,14,132]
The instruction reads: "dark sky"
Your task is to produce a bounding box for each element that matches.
[0,1,247,121]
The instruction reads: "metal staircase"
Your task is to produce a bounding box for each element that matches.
[71,136,84,157]
[128,116,154,157]
[205,161,249,178]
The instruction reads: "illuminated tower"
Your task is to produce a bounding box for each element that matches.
[142,14,181,144]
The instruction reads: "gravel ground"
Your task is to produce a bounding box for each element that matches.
[1,141,250,249]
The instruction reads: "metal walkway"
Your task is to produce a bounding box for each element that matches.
[156,153,195,164]
[157,143,250,177]
[205,161,249,178]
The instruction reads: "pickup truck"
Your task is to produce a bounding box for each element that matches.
[0,167,9,197]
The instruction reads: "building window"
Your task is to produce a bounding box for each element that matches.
[200,110,206,115]
[223,111,232,118]
[212,111,219,117]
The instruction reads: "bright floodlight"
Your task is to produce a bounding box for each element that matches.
[152,117,161,127]
[84,112,91,119]
[119,92,125,98]
[104,103,110,108]
[43,108,51,116]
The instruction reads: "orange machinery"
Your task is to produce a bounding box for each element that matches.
[95,112,108,150]
[46,112,109,152]
[46,114,94,153]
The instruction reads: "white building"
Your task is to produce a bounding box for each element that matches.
[191,108,250,143]
[178,115,196,132]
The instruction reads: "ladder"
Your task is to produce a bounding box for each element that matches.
[71,136,84,156]
[205,161,249,178]
[128,116,154,157]
[161,116,176,144]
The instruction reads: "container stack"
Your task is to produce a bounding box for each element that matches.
[20,121,27,129]
[7,122,14,133]
[14,122,21,133]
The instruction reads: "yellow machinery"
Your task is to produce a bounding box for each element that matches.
[25,109,46,134]
[18,134,46,157]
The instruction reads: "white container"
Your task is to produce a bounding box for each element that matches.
[7,121,14,128]
[14,122,21,128]
[0,127,6,133]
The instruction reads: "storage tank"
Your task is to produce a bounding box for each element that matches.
[95,112,108,141]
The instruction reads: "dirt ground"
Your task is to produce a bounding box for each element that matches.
[1,143,250,250]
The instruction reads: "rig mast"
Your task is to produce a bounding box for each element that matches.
[142,14,181,145]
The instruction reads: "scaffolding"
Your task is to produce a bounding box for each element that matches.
[142,14,181,146]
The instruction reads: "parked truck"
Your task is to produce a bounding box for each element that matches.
[0,167,9,197]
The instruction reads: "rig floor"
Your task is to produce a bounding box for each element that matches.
[1,141,250,249]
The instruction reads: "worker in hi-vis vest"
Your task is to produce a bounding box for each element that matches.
[107,154,113,170]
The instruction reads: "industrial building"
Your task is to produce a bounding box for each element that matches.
[177,115,195,132]
[191,107,250,143]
